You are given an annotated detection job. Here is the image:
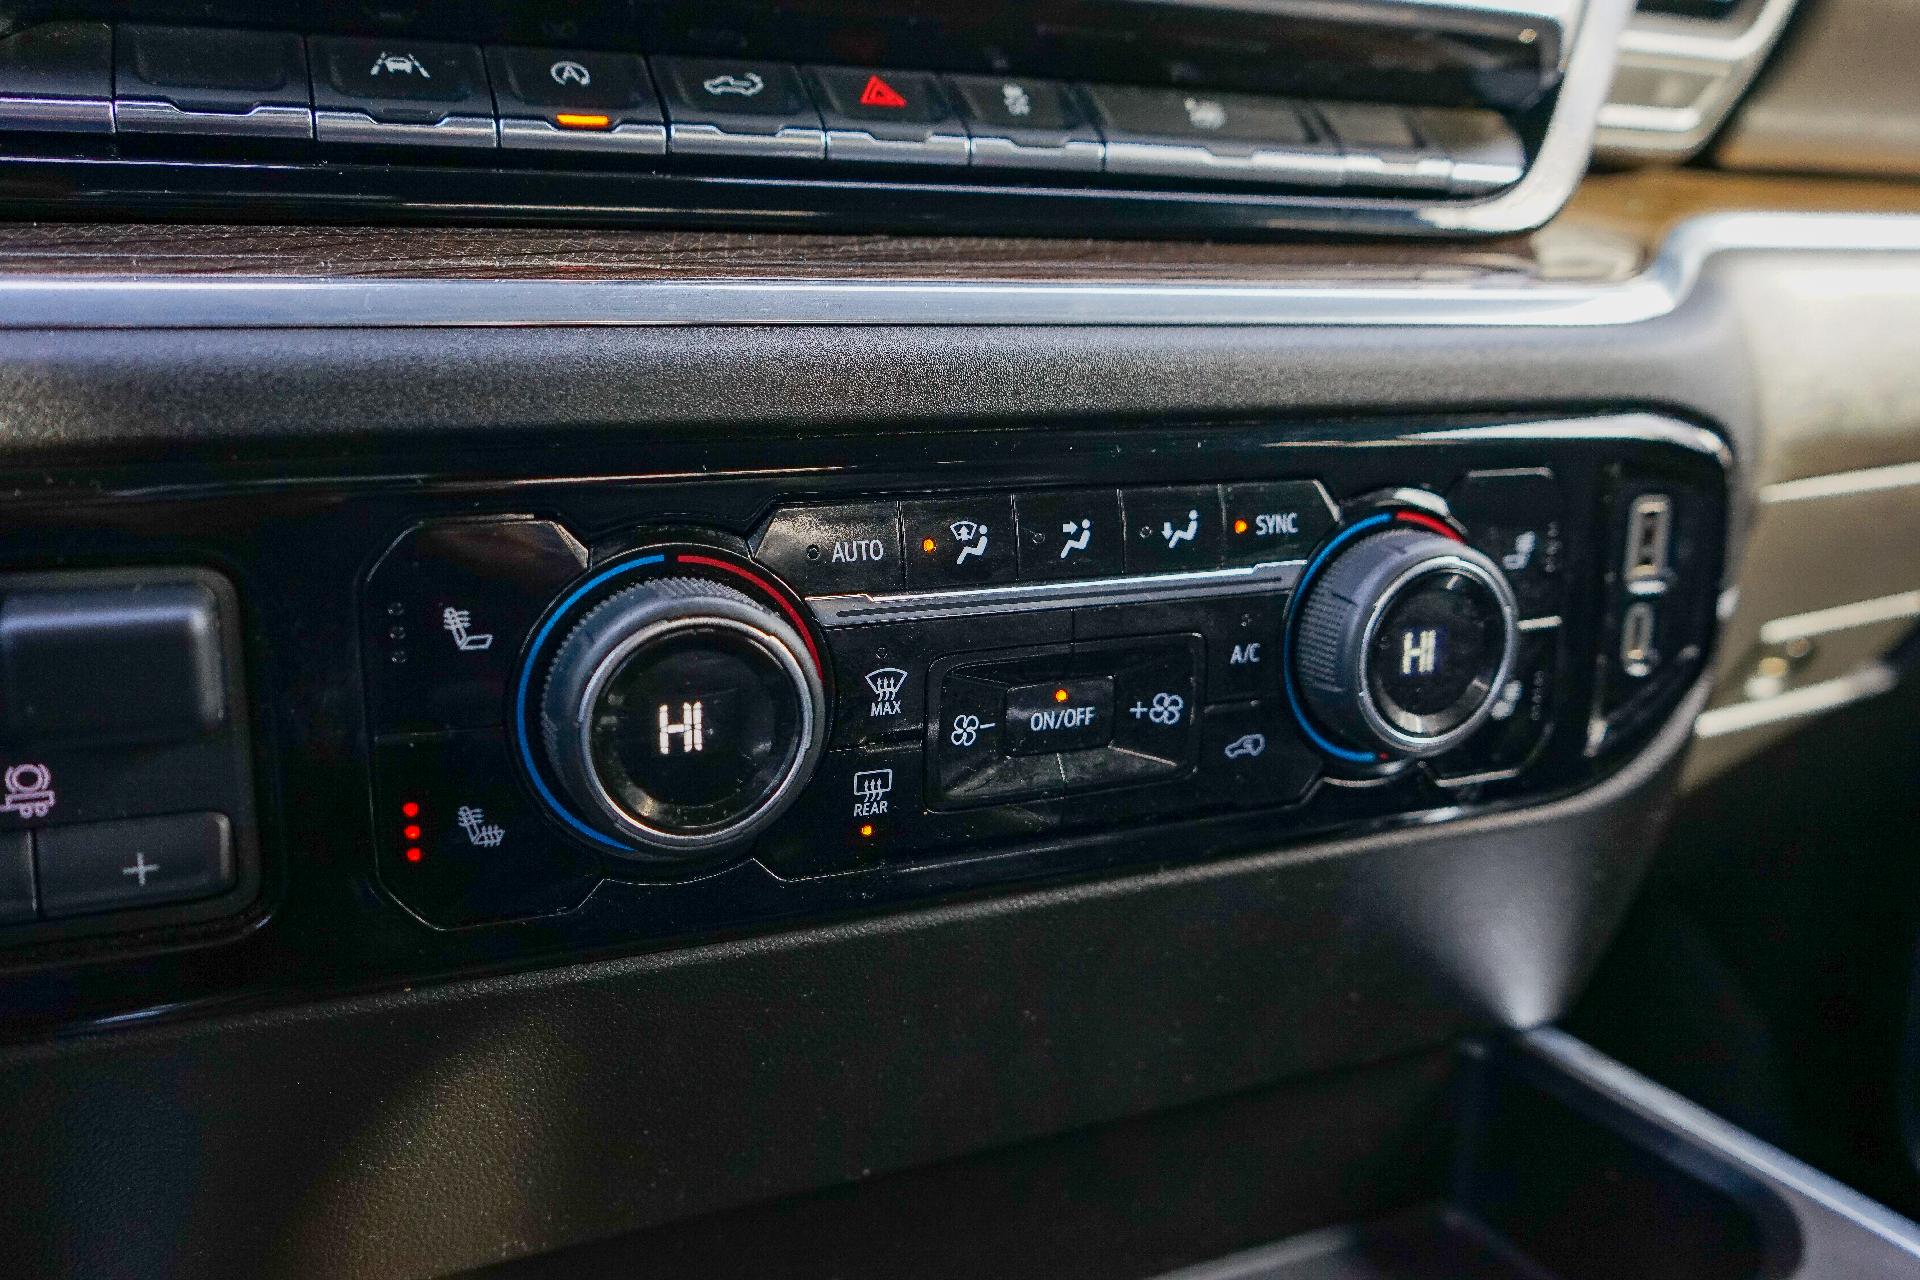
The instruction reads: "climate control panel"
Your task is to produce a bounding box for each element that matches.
[356,416,1727,934]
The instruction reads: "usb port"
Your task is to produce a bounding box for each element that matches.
[1620,600,1658,678]
[1623,493,1673,584]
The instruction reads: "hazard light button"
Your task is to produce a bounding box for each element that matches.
[802,65,968,166]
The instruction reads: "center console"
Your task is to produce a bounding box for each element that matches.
[0,411,1727,1035]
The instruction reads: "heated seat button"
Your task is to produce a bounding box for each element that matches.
[1015,489,1124,581]
[1447,469,1566,620]
[374,730,598,928]
[945,73,1102,171]
[1004,677,1112,754]
[902,495,1019,589]
[0,580,227,747]
[114,25,312,138]
[805,65,967,164]
[751,503,903,596]
[1121,486,1225,574]
[1221,481,1337,566]
[653,57,824,160]
[36,812,233,919]
[1434,630,1557,781]
[364,518,587,735]
[489,46,664,153]
[1198,702,1320,807]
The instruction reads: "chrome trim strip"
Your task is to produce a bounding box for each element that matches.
[1516,615,1563,631]
[113,99,314,140]
[1596,0,1803,160]
[1694,662,1898,737]
[498,117,667,156]
[3,210,1920,330]
[1758,590,1920,644]
[810,561,1303,628]
[1761,458,1920,504]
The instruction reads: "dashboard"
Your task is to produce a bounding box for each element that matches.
[3,0,1920,1278]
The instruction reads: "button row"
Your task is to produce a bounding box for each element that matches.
[753,482,1337,597]
[0,22,1524,191]
[0,812,234,924]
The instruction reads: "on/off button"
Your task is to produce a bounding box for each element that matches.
[1003,677,1113,754]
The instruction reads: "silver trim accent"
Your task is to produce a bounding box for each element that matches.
[1758,590,1920,645]
[314,110,498,149]
[667,122,826,161]
[498,117,667,155]
[968,135,1105,173]
[0,94,113,134]
[1103,138,1349,187]
[1516,614,1563,631]
[1596,0,1803,159]
[1694,661,1898,737]
[5,210,1920,331]
[825,129,970,166]
[113,99,313,140]
[810,560,1303,628]
[1760,458,1920,504]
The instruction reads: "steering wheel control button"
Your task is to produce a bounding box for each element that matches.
[652,57,825,160]
[490,47,665,155]
[363,519,587,735]
[1199,702,1320,807]
[0,832,32,924]
[1004,677,1113,755]
[1291,522,1518,761]
[752,503,903,597]
[310,37,496,147]
[538,577,826,859]
[1015,489,1124,582]
[0,581,226,747]
[1084,84,1344,187]
[35,812,232,920]
[805,66,968,165]
[1121,486,1225,574]
[1447,469,1567,619]
[0,21,113,135]
[114,25,313,139]
[902,496,1020,589]
[1221,481,1338,567]
[945,73,1103,171]
[375,730,596,927]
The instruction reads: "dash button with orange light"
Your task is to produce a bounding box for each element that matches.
[1222,480,1338,567]
[488,47,666,155]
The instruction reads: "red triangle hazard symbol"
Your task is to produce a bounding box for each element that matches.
[859,74,910,109]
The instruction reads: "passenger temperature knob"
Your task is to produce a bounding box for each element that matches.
[538,577,825,860]
[1289,523,1518,761]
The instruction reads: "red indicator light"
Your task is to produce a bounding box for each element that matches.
[858,74,909,109]
[401,801,420,817]
[403,824,421,840]
[404,846,423,863]
[554,112,612,130]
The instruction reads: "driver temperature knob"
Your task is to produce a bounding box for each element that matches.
[538,577,826,860]
[1290,523,1518,761]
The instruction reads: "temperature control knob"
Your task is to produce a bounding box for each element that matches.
[1289,522,1518,761]
[538,577,826,860]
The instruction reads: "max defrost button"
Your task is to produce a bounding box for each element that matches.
[752,503,902,595]
[36,812,233,918]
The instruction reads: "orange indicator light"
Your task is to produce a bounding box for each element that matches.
[1054,688,1069,702]
[554,113,612,130]
[1233,519,1249,534]
[922,537,937,553]
[859,824,875,838]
